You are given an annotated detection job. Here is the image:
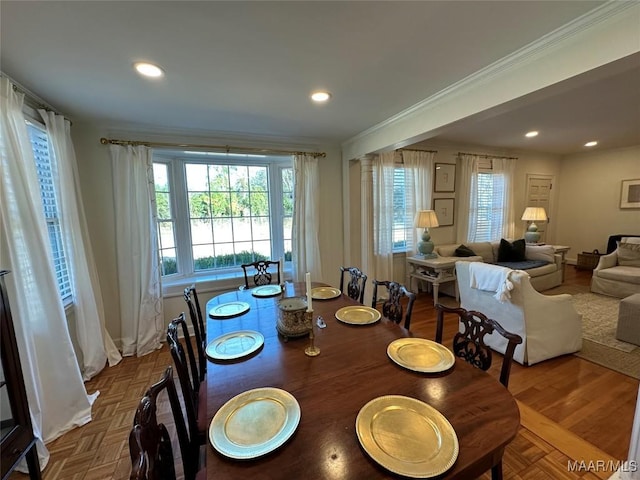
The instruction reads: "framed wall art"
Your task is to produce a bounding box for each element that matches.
[433,198,455,226]
[434,163,456,193]
[620,179,640,209]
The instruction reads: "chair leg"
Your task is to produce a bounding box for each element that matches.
[491,460,503,480]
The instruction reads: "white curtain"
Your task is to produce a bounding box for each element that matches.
[110,145,163,357]
[372,151,396,282]
[292,154,323,282]
[360,156,375,300]
[457,153,516,242]
[403,150,435,256]
[492,157,517,239]
[0,77,97,470]
[39,111,121,379]
[456,153,479,242]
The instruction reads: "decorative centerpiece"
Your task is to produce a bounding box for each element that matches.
[276,296,310,340]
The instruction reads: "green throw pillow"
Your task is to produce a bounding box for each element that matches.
[498,238,526,262]
[455,244,477,257]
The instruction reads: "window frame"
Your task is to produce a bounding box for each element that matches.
[470,168,506,242]
[391,165,413,253]
[24,118,73,306]
[153,151,293,285]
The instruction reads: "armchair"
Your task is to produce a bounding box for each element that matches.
[455,261,582,365]
[591,238,640,298]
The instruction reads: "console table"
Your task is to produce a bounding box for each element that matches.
[406,256,459,306]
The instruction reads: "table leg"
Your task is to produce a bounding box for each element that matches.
[433,282,439,306]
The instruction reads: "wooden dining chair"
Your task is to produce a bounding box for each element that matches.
[241,260,281,289]
[339,266,367,304]
[371,280,416,330]
[167,315,207,448]
[184,285,206,382]
[435,303,523,480]
[129,366,204,480]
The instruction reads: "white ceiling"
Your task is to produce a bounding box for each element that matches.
[2,1,638,155]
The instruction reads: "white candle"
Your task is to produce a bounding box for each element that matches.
[305,272,313,312]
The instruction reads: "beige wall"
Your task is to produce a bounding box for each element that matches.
[71,122,343,346]
[556,145,640,262]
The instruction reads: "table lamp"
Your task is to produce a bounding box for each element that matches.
[414,210,439,257]
[521,207,547,243]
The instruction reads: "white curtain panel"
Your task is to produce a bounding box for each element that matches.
[110,145,163,357]
[360,156,375,300]
[372,151,396,282]
[492,157,516,240]
[456,153,479,242]
[0,77,96,470]
[292,154,323,282]
[39,111,122,379]
[403,150,435,256]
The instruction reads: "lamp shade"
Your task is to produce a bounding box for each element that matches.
[521,207,547,222]
[414,210,439,228]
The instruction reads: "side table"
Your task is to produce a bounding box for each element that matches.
[406,256,459,306]
[552,245,570,282]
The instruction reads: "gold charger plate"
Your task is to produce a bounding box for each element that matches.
[387,338,455,373]
[252,285,282,297]
[356,395,459,478]
[209,387,301,459]
[335,305,381,325]
[209,301,251,319]
[311,286,341,300]
[206,330,264,361]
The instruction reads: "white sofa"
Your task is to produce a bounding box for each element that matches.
[455,261,582,366]
[591,237,640,298]
[435,241,562,291]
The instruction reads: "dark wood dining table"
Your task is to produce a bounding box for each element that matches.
[205,282,519,480]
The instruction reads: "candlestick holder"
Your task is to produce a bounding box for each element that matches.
[304,310,320,357]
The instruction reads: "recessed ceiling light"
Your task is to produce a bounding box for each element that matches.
[134,62,164,78]
[311,91,331,103]
[584,141,598,147]
[525,131,539,138]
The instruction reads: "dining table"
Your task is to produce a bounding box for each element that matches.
[204,281,520,480]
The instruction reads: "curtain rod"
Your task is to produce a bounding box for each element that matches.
[100,137,326,158]
[396,148,438,153]
[457,151,518,160]
[1,72,66,118]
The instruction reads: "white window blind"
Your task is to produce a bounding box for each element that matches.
[473,172,505,242]
[392,167,413,252]
[26,122,73,301]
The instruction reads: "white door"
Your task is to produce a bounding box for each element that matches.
[525,175,553,243]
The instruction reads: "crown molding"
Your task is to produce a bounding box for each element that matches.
[342,1,639,157]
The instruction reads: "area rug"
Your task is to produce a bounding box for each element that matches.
[570,292,640,379]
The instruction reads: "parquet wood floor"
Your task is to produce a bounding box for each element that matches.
[8,266,638,479]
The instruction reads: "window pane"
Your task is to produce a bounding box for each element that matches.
[250,192,269,216]
[159,221,175,249]
[252,217,271,241]
[191,219,213,245]
[249,166,268,191]
[189,192,211,219]
[213,218,233,243]
[177,158,291,274]
[185,164,208,190]
[153,162,177,275]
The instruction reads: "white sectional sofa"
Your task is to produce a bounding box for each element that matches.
[434,240,563,291]
[455,261,582,365]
